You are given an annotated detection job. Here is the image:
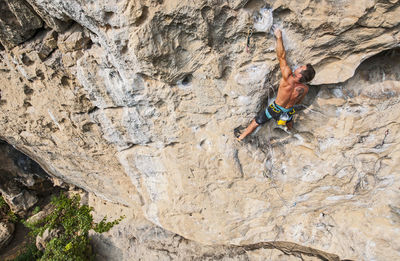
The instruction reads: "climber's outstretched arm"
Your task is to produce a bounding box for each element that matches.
[274,29,292,80]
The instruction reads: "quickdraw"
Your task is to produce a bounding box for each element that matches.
[381,129,389,145]
[246,28,253,53]
[375,129,389,149]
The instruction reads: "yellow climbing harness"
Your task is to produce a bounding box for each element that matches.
[277,109,295,125]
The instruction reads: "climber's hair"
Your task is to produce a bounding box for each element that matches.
[299,64,315,83]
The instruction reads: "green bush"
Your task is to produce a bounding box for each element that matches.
[22,193,124,261]
[32,206,41,215]
[12,243,42,261]
[0,194,17,223]
[0,195,6,208]
[7,210,18,223]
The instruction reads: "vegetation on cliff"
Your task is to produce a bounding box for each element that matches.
[14,193,124,261]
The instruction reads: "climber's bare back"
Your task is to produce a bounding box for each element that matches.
[275,67,309,109]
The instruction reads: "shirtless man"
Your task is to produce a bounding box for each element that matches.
[236,28,315,141]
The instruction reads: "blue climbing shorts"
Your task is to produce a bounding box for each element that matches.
[255,101,295,125]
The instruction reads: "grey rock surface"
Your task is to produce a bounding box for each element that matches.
[0,140,53,215]
[0,0,43,48]
[35,227,61,251]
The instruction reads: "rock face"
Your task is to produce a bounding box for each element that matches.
[0,222,14,251]
[89,191,336,261]
[0,0,400,260]
[35,227,61,251]
[0,0,43,49]
[0,140,54,215]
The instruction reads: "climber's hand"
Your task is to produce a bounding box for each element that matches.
[274,28,282,38]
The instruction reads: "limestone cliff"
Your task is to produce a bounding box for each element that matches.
[0,0,400,260]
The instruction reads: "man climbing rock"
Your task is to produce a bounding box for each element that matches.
[236,28,315,141]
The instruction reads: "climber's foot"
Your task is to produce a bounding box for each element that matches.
[234,126,245,142]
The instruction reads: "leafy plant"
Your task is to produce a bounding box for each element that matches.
[0,194,18,223]
[32,206,41,215]
[12,243,42,261]
[0,194,6,208]
[24,193,124,261]
[7,210,18,223]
